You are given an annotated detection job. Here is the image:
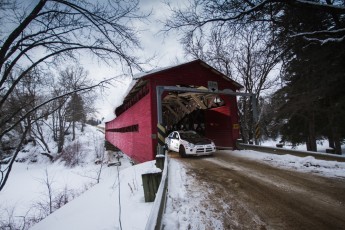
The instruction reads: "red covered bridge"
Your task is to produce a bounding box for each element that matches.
[105,59,243,163]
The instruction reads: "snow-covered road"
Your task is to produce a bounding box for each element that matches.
[163,150,345,229]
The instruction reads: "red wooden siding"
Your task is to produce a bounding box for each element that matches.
[105,60,242,163]
[149,61,241,149]
[105,92,154,163]
[204,95,236,147]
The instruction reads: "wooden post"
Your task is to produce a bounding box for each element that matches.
[276,143,284,148]
[155,155,165,171]
[326,148,335,154]
[142,172,162,202]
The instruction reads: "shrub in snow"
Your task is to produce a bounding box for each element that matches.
[56,141,85,167]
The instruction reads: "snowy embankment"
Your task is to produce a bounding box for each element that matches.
[0,124,156,229]
[2,123,345,230]
[30,149,345,230]
[261,138,345,154]
[30,160,155,230]
[0,153,156,230]
[225,150,345,178]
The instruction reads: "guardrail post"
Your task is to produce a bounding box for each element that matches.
[156,154,165,171]
[142,172,162,202]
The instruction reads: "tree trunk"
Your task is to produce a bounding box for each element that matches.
[33,122,52,154]
[239,98,252,143]
[328,131,335,149]
[307,115,317,152]
[72,120,75,141]
[81,120,85,132]
[52,112,58,141]
[333,127,342,155]
[0,128,29,191]
[57,109,65,153]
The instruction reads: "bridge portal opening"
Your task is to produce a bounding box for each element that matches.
[161,86,236,148]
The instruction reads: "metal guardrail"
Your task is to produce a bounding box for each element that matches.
[237,142,345,162]
[145,154,169,230]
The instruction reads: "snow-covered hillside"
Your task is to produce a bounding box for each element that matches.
[0,123,147,229]
[30,160,155,230]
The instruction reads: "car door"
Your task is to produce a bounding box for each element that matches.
[166,132,174,150]
[170,132,180,152]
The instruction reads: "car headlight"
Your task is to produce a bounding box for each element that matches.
[188,143,195,148]
[211,141,215,146]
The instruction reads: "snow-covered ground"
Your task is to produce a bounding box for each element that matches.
[9,149,344,230]
[163,150,345,229]
[0,124,155,229]
[2,125,345,230]
[261,138,345,154]
[0,152,156,230]
[30,160,155,230]
[223,150,345,178]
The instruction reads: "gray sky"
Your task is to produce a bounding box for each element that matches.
[92,0,189,122]
[2,0,188,122]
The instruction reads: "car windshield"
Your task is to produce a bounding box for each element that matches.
[180,132,202,139]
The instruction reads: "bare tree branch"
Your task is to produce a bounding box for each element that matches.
[164,0,345,43]
[0,76,117,140]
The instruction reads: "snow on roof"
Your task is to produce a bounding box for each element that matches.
[133,66,172,80]
[132,59,242,87]
[132,59,202,80]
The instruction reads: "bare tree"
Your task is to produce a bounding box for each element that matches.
[42,168,54,214]
[234,26,280,142]
[1,0,145,136]
[32,120,54,161]
[0,0,147,191]
[61,66,90,139]
[51,88,71,153]
[183,22,280,142]
[165,0,345,44]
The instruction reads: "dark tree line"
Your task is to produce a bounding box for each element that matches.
[165,0,345,153]
[270,4,345,153]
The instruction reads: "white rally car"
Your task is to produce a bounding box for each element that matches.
[165,130,216,157]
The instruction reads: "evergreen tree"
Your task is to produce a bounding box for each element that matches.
[66,93,86,140]
[273,4,345,153]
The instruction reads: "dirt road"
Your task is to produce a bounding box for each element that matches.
[164,151,345,230]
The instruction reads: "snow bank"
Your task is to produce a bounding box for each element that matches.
[0,124,157,230]
[261,138,345,154]
[225,150,345,178]
[31,160,157,230]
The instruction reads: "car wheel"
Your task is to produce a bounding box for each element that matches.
[179,145,186,158]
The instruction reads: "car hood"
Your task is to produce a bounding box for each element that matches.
[182,137,212,145]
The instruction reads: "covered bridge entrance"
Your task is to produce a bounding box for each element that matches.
[105,59,243,163]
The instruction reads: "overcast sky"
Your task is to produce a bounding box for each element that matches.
[3,0,188,122]
[90,0,189,122]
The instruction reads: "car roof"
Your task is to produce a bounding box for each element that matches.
[176,130,197,134]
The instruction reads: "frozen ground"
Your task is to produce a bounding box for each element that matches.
[0,150,156,230]
[2,131,345,229]
[0,124,155,229]
[30,160,155,230]
[227,149,345,178]
[163,150,345,229]
[261,138,345,154]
